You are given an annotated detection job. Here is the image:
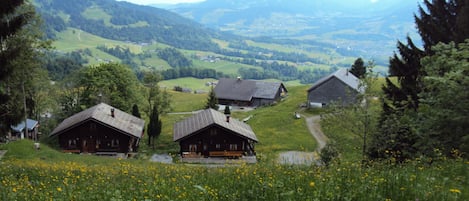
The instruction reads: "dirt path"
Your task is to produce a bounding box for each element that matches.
[278,115,328,165]
[305,115,328,152]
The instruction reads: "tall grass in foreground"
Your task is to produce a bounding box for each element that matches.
[1,153,467,201]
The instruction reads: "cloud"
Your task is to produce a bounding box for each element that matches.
[370,0,379,3]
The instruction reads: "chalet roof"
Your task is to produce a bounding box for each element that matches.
[214,78,286,101]
[173,108,258,142]
[307,68,361,92]
[11,119,38,132]
[50,103,145,138]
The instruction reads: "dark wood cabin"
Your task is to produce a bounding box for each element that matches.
[214,78,287,107]
[173,109,258,159]
[49,103,145,154]
[307,68,362,107]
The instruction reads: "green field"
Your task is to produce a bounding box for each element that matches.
[1,83,468,200]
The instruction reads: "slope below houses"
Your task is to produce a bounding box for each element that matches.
[214,78,288,107]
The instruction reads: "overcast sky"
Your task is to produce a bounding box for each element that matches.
[119,0,206,5]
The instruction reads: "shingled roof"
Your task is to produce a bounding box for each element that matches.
[50,103,145,138]
[173,108,258,142]
[214,78,286,101]
[307,68,362,92]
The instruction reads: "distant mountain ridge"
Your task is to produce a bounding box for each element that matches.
[169,0,422,58]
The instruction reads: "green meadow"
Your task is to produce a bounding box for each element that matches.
[1,85,468,200]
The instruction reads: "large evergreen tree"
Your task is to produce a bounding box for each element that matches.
[372,0,469,160]
[419,41,469,157]
[147,105,162,147]
[205,86,219,110]
[349,58,366,78]
[0,1,49,135]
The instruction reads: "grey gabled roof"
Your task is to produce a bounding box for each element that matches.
[253,81,287,99]
[307,68,361,92]
[50,103,145,138]
[173,108,258,142]
[214,78,256,101]
[214,78,286,101]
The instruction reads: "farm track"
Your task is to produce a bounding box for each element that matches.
[278,115,328,165]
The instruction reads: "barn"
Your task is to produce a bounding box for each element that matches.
[49,103,145,154]
[173,109,258,160]
[307,68,362,107]
[214,78,287,107]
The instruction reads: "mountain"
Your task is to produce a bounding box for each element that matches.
[33,0,391,84]
[169,0,422,59]
[35,0,220,51]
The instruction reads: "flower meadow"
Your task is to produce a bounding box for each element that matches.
[1,157,467,201]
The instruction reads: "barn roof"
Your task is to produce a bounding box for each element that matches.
[214,78,286,101]
[307,68,361,92]
[50,103,145,138]
[173,108,258,142]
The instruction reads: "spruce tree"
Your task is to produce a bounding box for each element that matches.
[132,104,141,118]
[373,0,469,160]
[349,58,366,78]
[147,105,162,147]
[205,86,219,110]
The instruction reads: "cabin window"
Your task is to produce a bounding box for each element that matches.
[215,144,221,149]
[111,139,119,147]
[229,144,238,151]
[189,144,197,152]
[210,129,217,136]
[68,139,77,148]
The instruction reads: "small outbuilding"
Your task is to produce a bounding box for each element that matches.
[50,103,145,154]
[214,78,287,107]
[307,68,362,107]
[10,119,39,140]
[173,108,258,159]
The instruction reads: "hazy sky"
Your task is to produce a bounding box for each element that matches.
[119,0,206,5]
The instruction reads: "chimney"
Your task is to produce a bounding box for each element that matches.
[111,108,115,118]
[226,115,230,123]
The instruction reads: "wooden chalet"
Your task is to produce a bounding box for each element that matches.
[307,68,362,107]
[214,78,287,107]
[49,103,145,154]
[173,109,258,159]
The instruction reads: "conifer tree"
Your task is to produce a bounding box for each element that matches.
[373,0,469,160]
[132,104,141,118]
[349,58,366,78]
[147,105,162,147]
[205,86,219,110]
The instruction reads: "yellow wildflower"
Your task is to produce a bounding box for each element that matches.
[309,181,315,187]
[449,188,461,194]
[57,187,62,192]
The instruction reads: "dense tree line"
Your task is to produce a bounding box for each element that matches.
[42,51,87,81]
[161,68,225,80]
[156,48,192,68]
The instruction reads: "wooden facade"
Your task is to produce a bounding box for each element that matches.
[178,126,256,158]
[50,103,145,154]
[174,109,258,159]
[56,120,139,153]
